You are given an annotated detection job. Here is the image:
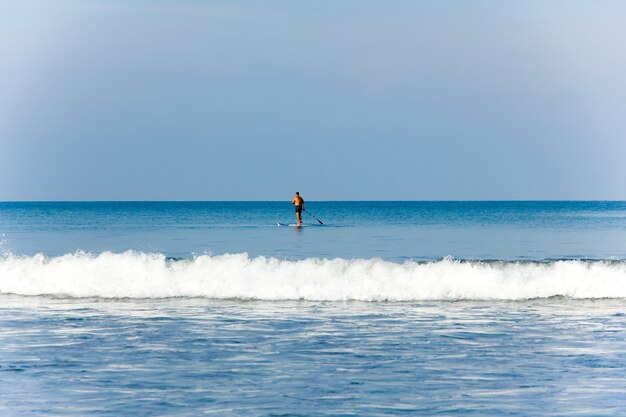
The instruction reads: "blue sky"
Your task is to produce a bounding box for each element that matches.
[1,0,625,200]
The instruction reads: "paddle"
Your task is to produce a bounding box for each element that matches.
[303,208,324,225]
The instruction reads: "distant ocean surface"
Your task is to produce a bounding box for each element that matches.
[2,201,626,416]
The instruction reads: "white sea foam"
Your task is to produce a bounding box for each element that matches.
[1,251,625,301]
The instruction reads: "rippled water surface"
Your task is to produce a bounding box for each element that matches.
[2,201,626,260]
[2,297,626,416]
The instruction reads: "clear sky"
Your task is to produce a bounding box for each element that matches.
[1,0,625,201]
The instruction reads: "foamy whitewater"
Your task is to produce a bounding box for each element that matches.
[2,202,626,416]
[2,251,626,300]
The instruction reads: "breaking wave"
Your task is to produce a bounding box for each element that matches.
[1,251,626,301]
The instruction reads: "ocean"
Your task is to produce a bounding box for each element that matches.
[1,201,626,416]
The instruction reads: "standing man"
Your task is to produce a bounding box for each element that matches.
[291,192,304,226]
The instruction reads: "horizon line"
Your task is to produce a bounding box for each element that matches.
[1,199,625,203]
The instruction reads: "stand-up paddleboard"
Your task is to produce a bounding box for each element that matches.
[277,223,307,227]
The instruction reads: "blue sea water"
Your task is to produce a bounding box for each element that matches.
[2,201,626,416]
[2,201,626,260]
